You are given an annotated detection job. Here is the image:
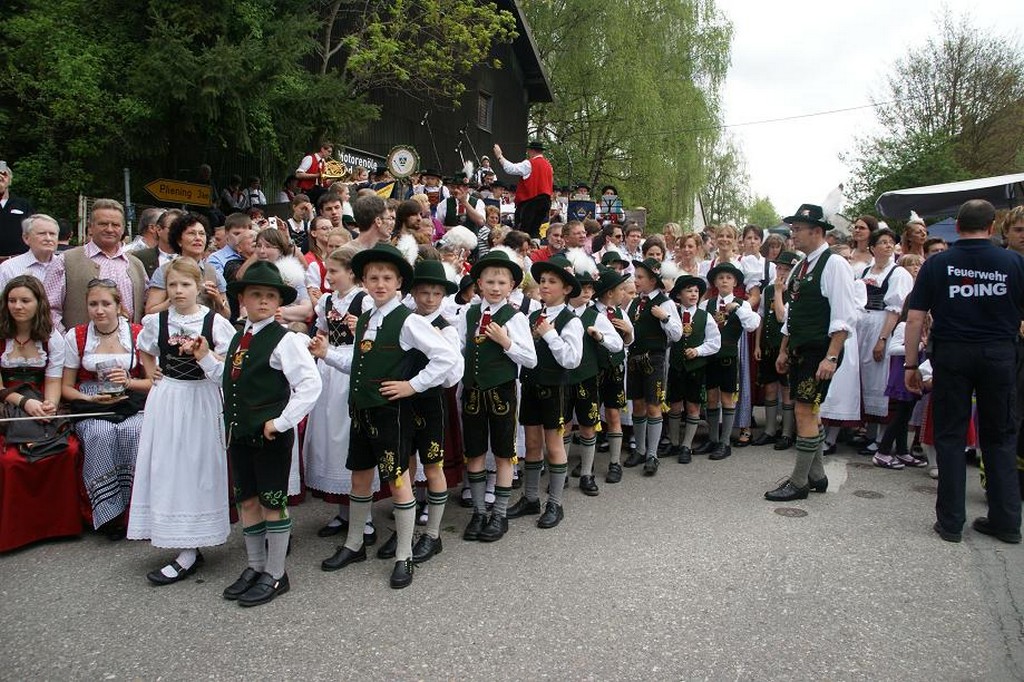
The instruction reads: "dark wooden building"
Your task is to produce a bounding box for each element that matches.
[348,0,552,179]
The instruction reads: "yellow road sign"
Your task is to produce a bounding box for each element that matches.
[144,179,212,206]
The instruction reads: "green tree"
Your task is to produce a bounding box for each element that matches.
[525,0,732,227]
[701,134,749,225]
[745,195,780,229]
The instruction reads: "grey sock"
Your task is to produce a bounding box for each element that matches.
[790,436,817,487]
[242,522,267,572]
[707,406,721,443]
[683,416,699,448]
[524,460,543,502]
[393,499,416,562]
[825,425,840,446]
[580,436,597,476]
[264,517,291,579]
[667,412,682,446]
[493,485,511,518]
[607,433,623,465]
[469,470,487,514]
[721,407,737,445]
[782,404,794,438]
[646,417,663,458]
[425,490,448,539]
[548,462,568,506]
[344,495,372,551]
[764,400,779,435]
[634,417,648,453]
[808,432,826,481]
[336,503,349,521]
[563,433,574,464]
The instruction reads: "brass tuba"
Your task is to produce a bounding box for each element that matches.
[321,159,351,182]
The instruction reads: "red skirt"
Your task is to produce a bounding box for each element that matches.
[0,435,84,552]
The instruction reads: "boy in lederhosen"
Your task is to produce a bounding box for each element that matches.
[507,254,583,528]
[592,267,633,483]
[753,251,801,450]
[319,244,460,589]
[695,263,761,460]
[458,251,537,543]
[666,275,721,463]
[219,261,322,607]
[623,258,682,476]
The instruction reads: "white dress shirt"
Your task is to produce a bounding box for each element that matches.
[536,302,583,370]
[700,293,761,333]
[647,292,684,344]
[679,304,722,357]
[572,302,623,355]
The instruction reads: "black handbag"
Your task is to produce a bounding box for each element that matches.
[0,387,72,462]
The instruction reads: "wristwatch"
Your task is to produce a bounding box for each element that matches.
[825,355,839,364]
[903,363,919,370]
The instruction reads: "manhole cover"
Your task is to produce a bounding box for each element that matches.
[853,489,884,499]
[912,484,937,495]
[848,462,874,469]
[773,507,808,518]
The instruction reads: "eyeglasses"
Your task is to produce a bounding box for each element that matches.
[87,278,117,288]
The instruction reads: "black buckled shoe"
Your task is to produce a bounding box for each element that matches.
[764,480,809,502]
[579,475,600,496]
[412,535,443,563]
[809,476,828,493]
[823,442,837,456]
[693,440,717,455]
[537,501,564,529]
[773,436,794,451]
[321,544,367,572]
[477,514,508,543]
[751,432,777,447]
[677,446,693,464]
[223,567,261,600]
[506,497,541,519]
[623,449,645,468]
[147,551,204,586]
[643,456,659,476]
[709,444,732,461]
[363,525,377,547]
[316,515,349,538]
[376,531,398,560]
[463,512,487,541]
[238,572,290,607]
[390,559,414,589]
[605,463,623,484]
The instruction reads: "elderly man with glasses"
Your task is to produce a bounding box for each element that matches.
[0,213,65,330]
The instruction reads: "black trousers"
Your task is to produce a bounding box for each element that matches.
[515,194,552,239]
[932,340,1021,532]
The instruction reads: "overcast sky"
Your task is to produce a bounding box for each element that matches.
[716,0,1024,217]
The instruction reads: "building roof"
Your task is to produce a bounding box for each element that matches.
[501,0,553,103]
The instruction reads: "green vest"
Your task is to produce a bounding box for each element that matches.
[786,251,833,350]
[710,300,743,358]
[670,307,710,371]
[223,322,290,440]
[628,291,669,353]
[762,283,787,350]
[522,306,576,386]
[350,304,413,409]
[568,306,600,383]
[464,303,519,389]
[594,305,626,369]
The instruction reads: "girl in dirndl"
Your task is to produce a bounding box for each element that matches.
[127,258,237,584]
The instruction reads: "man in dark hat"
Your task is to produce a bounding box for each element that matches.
[765,204,857,502]
[493,140,553,239]
[320,244,460,588]
[436,171,484,229]
[219,261,323,607]
[419,168,448,216]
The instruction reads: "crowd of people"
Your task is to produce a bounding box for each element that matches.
[1,149,1022,606]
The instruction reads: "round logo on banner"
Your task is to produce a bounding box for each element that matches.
[387,146,420,179]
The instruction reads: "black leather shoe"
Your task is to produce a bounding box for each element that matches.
[506,497,541,519]
[147,551,204,586]
[809,476,828,493]
[376,531,398,559]
[390,558,414,589]
[510,476,522,489]
[751,432,776,447]
[537,500,564,529]
[463,512,487,541]
[693,440,717,455]
[773,436,794,451]
[933,521,962,543]
[605,463,623,484]
[477,514,508,543]
[623,449,645,467]
[412,535,443,563]
[973,517,1021,544]
[321,544,367,572]
[363,526,377,547]
[709,444,732,461]
[316,515,349,538]
[223,567,260,600]
[238,572,290,607]
[643,456,659,476]
[579,475,600,496]
[823,443,837,456]
[677,446,692,464]
[764,480,809,501]
[570,462,581,478]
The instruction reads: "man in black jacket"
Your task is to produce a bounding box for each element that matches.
[0,161,35,258]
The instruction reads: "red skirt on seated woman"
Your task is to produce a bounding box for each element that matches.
[0,435,85,552]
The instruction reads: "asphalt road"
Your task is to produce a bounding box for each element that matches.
[2,442,1022,680]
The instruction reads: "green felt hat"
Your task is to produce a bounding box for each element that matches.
[351,243,416,293]
[470,250,524,287]
[594,266,629,298]
[670,274,707,300]
[631,258,664,288]
[227,261,297,305]
[531,254,581,299]
[707,262,744,285]
[412,258,458,295]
